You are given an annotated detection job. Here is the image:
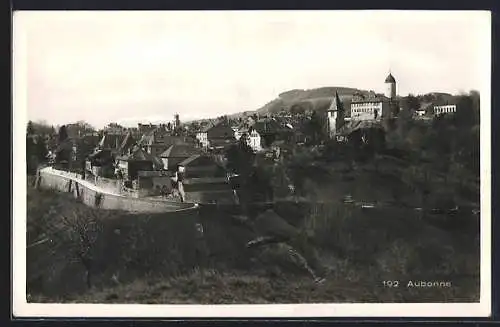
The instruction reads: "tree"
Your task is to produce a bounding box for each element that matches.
[455,94,478,127]
[225,135,256,204]
[27,121,35,136]
[226,135,255,176]
[304,111,325,145]
[290,104,306,115]
[61,207,103,289]
[58,125,68,142]
[403,94,420,112]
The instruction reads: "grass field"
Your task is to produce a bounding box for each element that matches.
[26,166,480,303]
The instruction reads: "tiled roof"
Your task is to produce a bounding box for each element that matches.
[178,154,201,166]
[251,118,283,135]
[99,133,122,149]
[119,147,154,162]
[160,144,201,158]
[119,132,136,153]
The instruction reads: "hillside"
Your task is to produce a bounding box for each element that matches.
[189,87,468,124]
[256,86,372,115]
[199,87,374,123]
[27,147,480,304]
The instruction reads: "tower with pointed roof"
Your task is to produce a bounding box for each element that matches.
[384,72,396,99]
[326,91,345,139]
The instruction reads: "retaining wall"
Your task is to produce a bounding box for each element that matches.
[38,168,197,213]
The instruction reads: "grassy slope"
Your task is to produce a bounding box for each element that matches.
[255,87,366,115]
[27,162,480,303]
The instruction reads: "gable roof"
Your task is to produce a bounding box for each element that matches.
[250,118,283,135]
[119,132,136,153]
[160,144,201,158]
[199,124,214,133]
[138,131,155,146]
[179,154,202,166]
[118,146,154,162]
[99,133,122,149]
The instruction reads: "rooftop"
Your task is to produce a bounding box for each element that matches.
[160,144,201,158]
[385,73,396,83]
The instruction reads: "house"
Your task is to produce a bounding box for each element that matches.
[104,123,128,135]
[73,133,100,164]
[349,73,399,121]
[97,132,123,152]
[86,148,115,178]
[415,103,433,118]
[247,128,263,152]
[178,154,227,179]
[350,92,391,121]
[159,144,202,171]
[115,146,160,181]
[249,118,287,148]
[195,125,211,148]
[139,130,196,157]
[434,104,456,116]
[206,121,237,148]
[138,130,168,157]
[138,123,159,134]
[176,154,236,204]
[117,132,137,156]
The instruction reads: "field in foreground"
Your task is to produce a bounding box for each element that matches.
[26,174,480,304]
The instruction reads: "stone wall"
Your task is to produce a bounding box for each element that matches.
[38,168,197,213]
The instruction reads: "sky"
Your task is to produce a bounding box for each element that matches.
[14,10,490,128]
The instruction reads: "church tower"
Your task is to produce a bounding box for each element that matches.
[384,72,396,99]
[326,91,345,139]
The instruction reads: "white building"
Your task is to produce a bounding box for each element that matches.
[350,72,397,121]
[326,91,345,139]
[247,128,262,152]
[232,127,242,141]
[235,127,262,152]
[434,104,456,116]
[350,98,388,121]
[195,130,209,148]
[415,109,427,117]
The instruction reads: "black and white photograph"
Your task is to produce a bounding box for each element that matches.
[13,10,491,317]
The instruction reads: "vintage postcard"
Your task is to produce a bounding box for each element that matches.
[12,10,491,317]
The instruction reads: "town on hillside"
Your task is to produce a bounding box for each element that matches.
[26,72,480,209]
[25,72,481,303]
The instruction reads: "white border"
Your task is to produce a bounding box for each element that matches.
[12,10,492,318]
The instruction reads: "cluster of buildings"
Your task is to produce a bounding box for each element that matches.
[52,116,236,204]
[43,71,463,203]
[325,72,458,142]
[325,72,399,141]
[194,116,295,154]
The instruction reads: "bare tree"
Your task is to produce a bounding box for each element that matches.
[61,207,103,289]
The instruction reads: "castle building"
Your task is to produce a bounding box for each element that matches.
[350,93,388,121]
[326,91,345,139]
[349,72,398,121]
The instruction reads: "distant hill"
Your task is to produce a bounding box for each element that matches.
[186,87,465,124]
[256,86,374,115]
